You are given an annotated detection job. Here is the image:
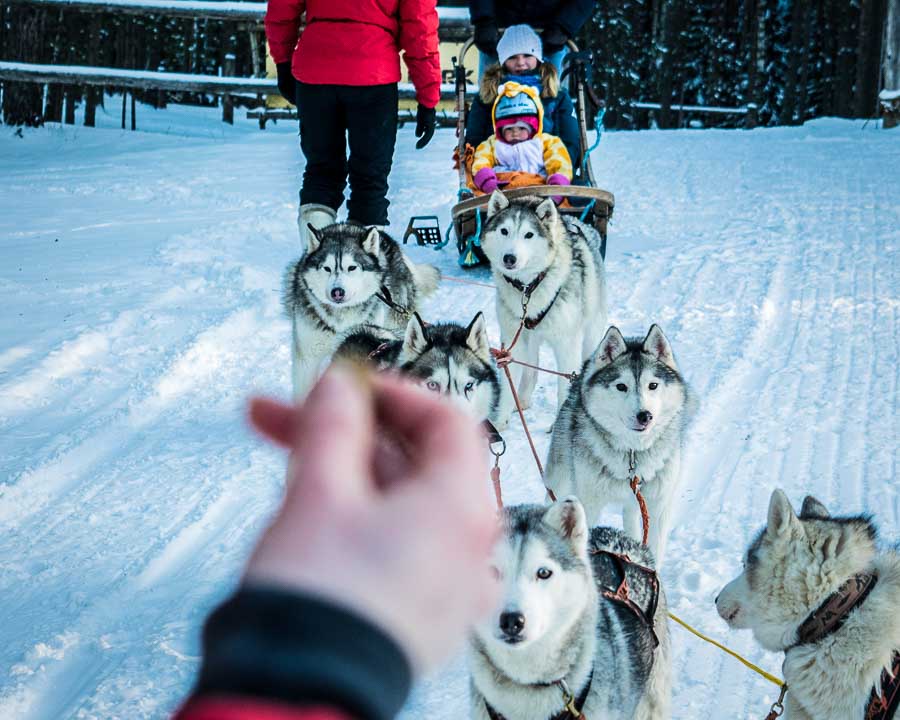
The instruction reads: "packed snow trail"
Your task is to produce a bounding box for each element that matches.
[0,107,897,719]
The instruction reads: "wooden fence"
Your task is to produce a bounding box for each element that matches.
[0,0,473,127]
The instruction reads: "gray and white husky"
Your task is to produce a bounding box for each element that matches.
[470,498,671,720]
[282,222,439,398]
[333,312,505,424]
[481,191,607,413]
[717,489,900,720]
[544,325,694,565]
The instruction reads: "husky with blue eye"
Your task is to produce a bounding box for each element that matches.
[544,325,695,565]
[282,222,439,398]
[333,312,505,425]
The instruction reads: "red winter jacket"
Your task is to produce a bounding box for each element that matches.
[265,0,441,108]
[176,698,350,720]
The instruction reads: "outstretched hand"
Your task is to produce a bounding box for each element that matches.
[245,367,499,674]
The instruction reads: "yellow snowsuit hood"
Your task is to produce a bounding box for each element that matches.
[491,82,545,135]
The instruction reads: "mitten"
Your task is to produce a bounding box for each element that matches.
[415,104,436,149]
[546,172,570,204]
[474,167,499,194]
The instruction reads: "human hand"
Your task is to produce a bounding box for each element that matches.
[541,24,569,54]
[244,367,499,674]
[275,62,297,105]
[474,19,500,58]
[547,172,570,204]
[415,104,436,149]
[474,167,499,194]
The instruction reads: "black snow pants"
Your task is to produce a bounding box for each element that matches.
[295,82,399,227]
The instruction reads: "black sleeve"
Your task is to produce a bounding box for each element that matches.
[553,91,582,165]
[191,586,412,720]
[469,0,496,24]
[465,97,494,149]
[551,0,596,38]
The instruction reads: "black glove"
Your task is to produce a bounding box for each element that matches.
[473,19,500,58]
[276,62,297,105]
[415,104,436,150]
[541,24,569,54]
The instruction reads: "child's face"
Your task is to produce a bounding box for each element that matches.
[501,125,532,144]
[503,54,539,74]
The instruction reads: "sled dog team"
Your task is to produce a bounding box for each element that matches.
[282,195,900,720]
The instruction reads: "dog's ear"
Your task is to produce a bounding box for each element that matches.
[362,226,381,256]
[642,324,677,369]
[306,224,322,254]
[487,190,509,217]
[402,312,430,356]
[800,496,830,520]
[592,326,628,368]
[767,489,799,538]
[535,197,558,224]
[465,312,491,360]
[543,497,588,555]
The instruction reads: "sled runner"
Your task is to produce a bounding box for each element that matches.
[448,38,615,268]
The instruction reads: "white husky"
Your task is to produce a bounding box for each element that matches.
[544,325,694,564]
[470,498,671,720]
[480,191,607,413]
[717,489,900,720]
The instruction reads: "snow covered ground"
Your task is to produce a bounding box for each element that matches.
[0,100,897,719]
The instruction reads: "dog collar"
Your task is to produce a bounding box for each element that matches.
[794,571,878,647]
[501,269,548,298]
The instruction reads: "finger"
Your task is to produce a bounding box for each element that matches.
[287,366,376,504]
[248,396,296,448]
[371,373,487,487]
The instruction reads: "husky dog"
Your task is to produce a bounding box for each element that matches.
[470,498,671,720]
[333,312,505,424]
[282,222,439,398]
[481,191,607,412]
[544,325,693,565]
[716,490,900,720]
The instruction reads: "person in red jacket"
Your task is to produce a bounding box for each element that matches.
[174,368,499,720]
[265,0,441,252]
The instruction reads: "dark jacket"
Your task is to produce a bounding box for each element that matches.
[465,64,581,166]
[469,0,595,38]
[174,587,411,720]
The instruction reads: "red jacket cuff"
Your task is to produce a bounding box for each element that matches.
[175,697,350,720]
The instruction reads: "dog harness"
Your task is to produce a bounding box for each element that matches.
[501,270,561,330]
[484,669,593,720]
[787,572,899,720]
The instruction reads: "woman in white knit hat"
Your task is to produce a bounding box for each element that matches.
[464,24,581,170]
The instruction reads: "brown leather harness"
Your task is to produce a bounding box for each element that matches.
[786,572,899,720]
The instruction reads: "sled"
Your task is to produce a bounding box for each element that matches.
[447,38,615,268]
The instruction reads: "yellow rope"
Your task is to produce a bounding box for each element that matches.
[668,612,785,687]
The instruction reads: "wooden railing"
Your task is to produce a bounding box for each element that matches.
[0,0,473,127]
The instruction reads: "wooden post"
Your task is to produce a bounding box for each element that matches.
[745,103,758,129]
[121,90,126,129]
[63,85,77,124]
[130,91,136,130]
[84,14,100,126]
[222,52,235,124]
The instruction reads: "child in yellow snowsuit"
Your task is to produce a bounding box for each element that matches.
[470,81,572,199]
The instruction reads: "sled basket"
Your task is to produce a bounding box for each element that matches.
[451,186,615,266]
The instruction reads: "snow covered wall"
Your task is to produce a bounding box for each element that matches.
[0,105,897,719]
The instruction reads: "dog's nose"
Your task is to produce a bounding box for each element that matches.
[636,410,653,425]
[502,253,517,269]
[330,287,346,302]
[499,611,525,636]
